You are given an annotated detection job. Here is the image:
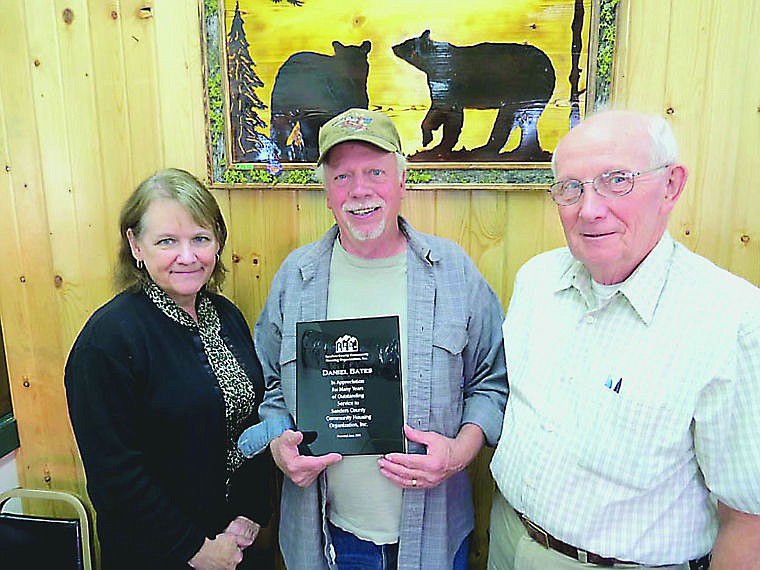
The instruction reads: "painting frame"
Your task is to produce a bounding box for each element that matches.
[201,0,620,190]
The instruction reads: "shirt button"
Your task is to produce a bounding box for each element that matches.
[585,315,595,324]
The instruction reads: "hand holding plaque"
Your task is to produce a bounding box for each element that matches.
[296,316,404,456]
[269,429,342,487]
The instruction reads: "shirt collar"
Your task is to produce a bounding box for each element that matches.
[398,216,439,265]
[300,216,437,275]
[143,279,212,329]
[556,232,676,325]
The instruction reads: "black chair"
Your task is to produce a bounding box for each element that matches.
[0,487,92,570]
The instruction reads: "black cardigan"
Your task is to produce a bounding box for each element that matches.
[65,289,273,569]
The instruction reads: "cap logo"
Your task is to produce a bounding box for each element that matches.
[335,114,373,132]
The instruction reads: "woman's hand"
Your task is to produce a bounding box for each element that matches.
[224,515,261,549]
[187,534,243,570]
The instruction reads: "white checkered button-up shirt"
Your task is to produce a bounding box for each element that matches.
[490,232,760,565]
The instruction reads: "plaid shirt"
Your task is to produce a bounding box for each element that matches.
[255,217,507,570]
[490,232,760,565]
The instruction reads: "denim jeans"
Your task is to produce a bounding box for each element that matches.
[329,521,470,570]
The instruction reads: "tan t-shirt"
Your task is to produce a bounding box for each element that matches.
[325,238,408,544]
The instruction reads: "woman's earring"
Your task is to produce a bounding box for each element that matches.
[215,252,221,263]
[135,259,143,270]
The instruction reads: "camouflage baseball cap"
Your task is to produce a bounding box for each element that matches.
[318,108,403,164]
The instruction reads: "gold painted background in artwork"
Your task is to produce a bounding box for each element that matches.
[0,1,758,568]
[225,0,592,155]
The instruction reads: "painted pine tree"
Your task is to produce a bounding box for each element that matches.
[227,1,269,161]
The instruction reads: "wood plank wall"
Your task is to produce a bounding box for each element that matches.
[0,0,757,567]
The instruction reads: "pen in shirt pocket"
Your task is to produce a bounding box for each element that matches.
[605,377,623,394]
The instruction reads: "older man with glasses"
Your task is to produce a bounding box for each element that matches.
[488,110,760,570]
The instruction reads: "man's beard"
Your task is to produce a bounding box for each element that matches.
[342,199,386,241]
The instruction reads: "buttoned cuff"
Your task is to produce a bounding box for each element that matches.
[238,415,294,457]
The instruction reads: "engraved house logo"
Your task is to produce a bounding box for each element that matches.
[335,334,359,353]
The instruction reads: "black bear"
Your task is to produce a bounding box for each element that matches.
[270,40,371,162]
[392,30,555,160]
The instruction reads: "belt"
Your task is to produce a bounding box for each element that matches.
[517,512,637,567]
[517,512,711,569]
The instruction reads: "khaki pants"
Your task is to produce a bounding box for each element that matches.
[487,493,689,570]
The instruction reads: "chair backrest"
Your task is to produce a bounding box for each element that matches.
[0,487,92,570]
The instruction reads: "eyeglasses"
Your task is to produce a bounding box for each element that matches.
[549,165,671,206]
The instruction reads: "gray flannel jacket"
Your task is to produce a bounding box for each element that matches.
[254,217,508,569]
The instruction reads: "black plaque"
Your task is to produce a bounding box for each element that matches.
[296,316,404,456]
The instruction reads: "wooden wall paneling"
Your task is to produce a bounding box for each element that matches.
[400,189,436,236]
[470,190,508,303]
[227,190,300,324]
[662,1,715,254]
[663,3,714,268]
[611,0,671,112]
[499,192,549,307]
[258,190,301,313]
[694,2,757,281]
[0,0,81,501]
[153,0,208,174]
[540,193,568,258]
[295,189,335,249]
[120,0,164,182]
[433,190,471,248]
[613,0,759,287]
[727,3,760,282]
[45,0,115,341]
[227,190,265,325]
[0,6,25,401]
[86,0,139,279]
[24,0,79,315]
[211,188,237,302]
[694,2,750,265]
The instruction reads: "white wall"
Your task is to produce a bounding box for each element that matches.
[0,451,19,492]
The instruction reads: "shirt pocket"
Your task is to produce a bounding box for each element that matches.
[431,324,468,428]
[574,387,683,490]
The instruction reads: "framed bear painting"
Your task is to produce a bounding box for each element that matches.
[202,0,618,187]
